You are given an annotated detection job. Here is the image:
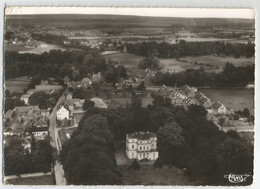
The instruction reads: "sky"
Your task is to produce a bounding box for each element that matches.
[5,7,255,19]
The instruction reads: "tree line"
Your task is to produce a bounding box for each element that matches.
[152,63,254,88]
[126,40,255,58]
[60,95,253,185]
[5,50,128,86]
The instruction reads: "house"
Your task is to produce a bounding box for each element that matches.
[181,85,195,98]
[4,109,15,122]
[57,128,76,151]
[212,102,227,114]
[91,72,103,84]
[31,126,49,140]
[64,76,70,85]
[90,97,108,109]
[35,118,48,127]
[65,93,73,100]
[20,94,31,105]
[64,99,85,111]
[81,78,92,90]
[198,96,212,108]
[126,131,159,161]
[57,105,70,120]
[40,108,51,118]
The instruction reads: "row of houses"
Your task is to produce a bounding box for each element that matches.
[157,85,228,114]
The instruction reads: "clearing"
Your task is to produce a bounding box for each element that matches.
[5,79,30,93]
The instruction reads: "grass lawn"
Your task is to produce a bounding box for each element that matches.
[122,166,198,185]
[5,175,56,185]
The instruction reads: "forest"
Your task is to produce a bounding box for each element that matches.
[126,40,255,58]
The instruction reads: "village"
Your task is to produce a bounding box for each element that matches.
[3,10,255,186]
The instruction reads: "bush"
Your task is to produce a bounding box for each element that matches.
[154,158,164,168]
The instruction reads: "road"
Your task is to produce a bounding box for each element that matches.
[49,87,68,185]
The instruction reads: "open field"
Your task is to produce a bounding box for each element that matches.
[5,80,30,93]
[180,55,254,69]
[200,89,254,113]
[105,53,254,75]
[5,43,33,52]
[5,175,56,185]
[104,53,145,77]
[19,43,65,54]
[122,166,198,185]
[111,96,153,108]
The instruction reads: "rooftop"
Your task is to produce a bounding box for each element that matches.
[127,131,157,140]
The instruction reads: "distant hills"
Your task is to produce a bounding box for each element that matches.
[5,14,255,30]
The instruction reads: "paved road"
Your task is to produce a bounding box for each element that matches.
[49,87,68,185]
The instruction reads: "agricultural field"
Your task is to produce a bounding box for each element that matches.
[5,79,30,93]
[5,43,33,52]
[5,175,56,185]
[179,55,254,72]
[199,89,254,113]
[105,53,254,75]
[19,43,65,54]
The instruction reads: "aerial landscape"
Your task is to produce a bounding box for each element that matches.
[3,8,255,186]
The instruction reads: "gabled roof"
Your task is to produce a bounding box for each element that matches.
[195,92,204,100]
[35,119,48,127]
[31,126,49,133]
[212,102,225,110]
[15,106,40,114]
[127,131,157,140]
[199,96,211,104]
[5,109,15,118]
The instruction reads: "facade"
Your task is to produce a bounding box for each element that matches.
[57,105,70,120]
[199,96,212,108]
[126,132,159,161]
[31,127,49,140]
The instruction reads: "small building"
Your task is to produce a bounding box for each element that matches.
[81,78,92,90]
[199,96,212,109]
[64,76,70,85]
[57,105,70,120]
[90,97,108,109]
[212,102,227,114]
[35,118,48,127]
[31,126,49,140]
[4,109,15,122]
[20,94,31,105]
[126,131,159,161]
[181,85,195,98]
[15,106,40,117]
[91,72,103,84]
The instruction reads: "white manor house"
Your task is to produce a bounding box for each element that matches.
[126,131,159,161]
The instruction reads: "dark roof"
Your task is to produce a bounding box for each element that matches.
[127,131,156,140]
[212,102,224,110]
[199,96,210,104]
[31,126,49,132]
[35,119,48,127]
[58,128,76,146]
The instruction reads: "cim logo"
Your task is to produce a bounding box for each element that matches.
[224,173,252,183]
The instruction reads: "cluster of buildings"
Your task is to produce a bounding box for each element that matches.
[4,105,51,152]
[156,85,228,114]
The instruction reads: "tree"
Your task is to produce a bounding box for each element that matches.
[131,160,140,170]
[157,121,190,167]
[131,95,142,110]
[116,65,127,79]
[82,99,95,111]
[242,108,250,117]
[187,104,208,118]
[136,81,146,91]
[29,91,49,109]
[60,115,121,185]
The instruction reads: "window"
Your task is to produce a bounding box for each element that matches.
[144,146,145,150]
[140,146,142,151]
[139,154,142,158]
[132,152,134,157]
[153,153,155,157]
[132,145,134,149]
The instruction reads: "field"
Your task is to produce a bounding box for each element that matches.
[104,53,145,77]
[5,43,33,52]
[179,55,254,72]
[5,175,56,185]
[199,89,254,113]
[5,80,30,93]
[105,53,254,75]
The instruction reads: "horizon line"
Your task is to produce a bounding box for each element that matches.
[5,7,255,19]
